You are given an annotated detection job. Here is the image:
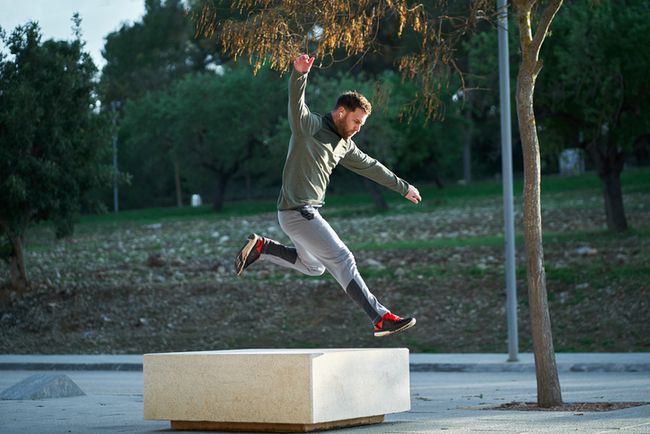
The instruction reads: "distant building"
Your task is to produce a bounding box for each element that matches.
[559,148,585,175]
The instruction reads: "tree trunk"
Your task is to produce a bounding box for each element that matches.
[423,156,445,189]
[212,175,228,212]
[203,160,241,213]
[462,129,472,184]
[601,171,628,232]
[8,232,28,291]
[517,68,562,407]
[514,0,564,408]
[363,178,389,211]
[586,142,628,232]
[173,158,183,208]
[462,96,473,184]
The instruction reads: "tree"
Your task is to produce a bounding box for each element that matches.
[101,0,223,208]
[536,0,650,232]
[512,0,564,406]
[0,20,110,290]
[172,67,283,210]
[118,91,185,207]
[120,65,284,211]
[100,0,210,103]
[196,0,568,407]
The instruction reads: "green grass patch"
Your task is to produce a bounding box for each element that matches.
[79,198,278,225]
[351,236,506,251]
[351,227,648,253]
[74,167,650,225]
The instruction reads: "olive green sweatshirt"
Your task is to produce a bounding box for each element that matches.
[277,70,409,211]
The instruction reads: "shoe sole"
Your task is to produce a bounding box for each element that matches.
[235,234,259,276]
[374,318,416,337]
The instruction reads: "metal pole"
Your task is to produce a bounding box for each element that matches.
[497,0,519,362]
[111,101,120,214]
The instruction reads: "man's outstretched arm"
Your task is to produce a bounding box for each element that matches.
[340,143,422,204]
[288,54,319,136]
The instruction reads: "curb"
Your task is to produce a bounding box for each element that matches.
[0,362,143,371]
[409,362,650,373]
[2,354,649,373]
[4,363,649,372]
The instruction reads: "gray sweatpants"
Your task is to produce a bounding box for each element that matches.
[259,206,389,324]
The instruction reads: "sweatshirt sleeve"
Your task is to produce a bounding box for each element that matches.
[340,142,410,196]
[288,70,320,136]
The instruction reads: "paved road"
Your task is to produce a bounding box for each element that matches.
[0,354,649,433]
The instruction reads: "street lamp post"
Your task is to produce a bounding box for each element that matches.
[497,0,519,362]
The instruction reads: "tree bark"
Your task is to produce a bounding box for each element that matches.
[423,156,445,189]
[514,0,564,407]
[363,178,389,211]
[516,68,562,407]
[601,171,628,232]
[8,232,28,291]
[586,142,628,232]
[173,158,183,208]
[212,175,229,212]
[462,92,473,184]
[462,128,472,184]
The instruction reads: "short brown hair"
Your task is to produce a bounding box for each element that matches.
[335,91,372,115]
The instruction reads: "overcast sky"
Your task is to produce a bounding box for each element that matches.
[0,0,146,69]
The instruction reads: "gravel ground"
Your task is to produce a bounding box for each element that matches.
[1,190,648,354]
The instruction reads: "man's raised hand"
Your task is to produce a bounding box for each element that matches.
[294,54,314,74]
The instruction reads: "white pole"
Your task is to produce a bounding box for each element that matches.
[497,0,519,362]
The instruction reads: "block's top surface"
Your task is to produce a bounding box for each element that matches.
[144,348,408,357]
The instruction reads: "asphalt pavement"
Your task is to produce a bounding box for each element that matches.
[0,353,649,434]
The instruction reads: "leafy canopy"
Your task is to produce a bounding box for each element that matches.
[194,0,494,118]
[0,20,110,239]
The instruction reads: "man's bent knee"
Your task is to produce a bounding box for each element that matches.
[332,248,356,269]
[304,264,326,276]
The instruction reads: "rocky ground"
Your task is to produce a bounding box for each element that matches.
[1,189,648,354]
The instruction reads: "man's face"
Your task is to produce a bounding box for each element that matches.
[335,107,368,139]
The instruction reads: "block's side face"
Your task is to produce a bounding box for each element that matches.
[311,348,410,423]
[144,353,313,424]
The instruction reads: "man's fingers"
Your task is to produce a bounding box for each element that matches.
[294,54,315,73]
[406,186,422,204]
[296,54,313,63]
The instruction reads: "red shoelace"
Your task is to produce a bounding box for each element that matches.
[255,238,264,253]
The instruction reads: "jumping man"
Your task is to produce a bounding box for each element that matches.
[235,53,422,337]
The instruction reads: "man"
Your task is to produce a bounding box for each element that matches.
[235,53,422,337]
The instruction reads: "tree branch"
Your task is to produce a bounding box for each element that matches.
[530,0,564,59]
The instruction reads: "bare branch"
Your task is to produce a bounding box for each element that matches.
[530,0,564,60]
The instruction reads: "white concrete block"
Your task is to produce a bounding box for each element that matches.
[144,348,410,430]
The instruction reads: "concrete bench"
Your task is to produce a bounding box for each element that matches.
[144,348,410,432]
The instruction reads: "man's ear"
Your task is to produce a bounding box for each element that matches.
[336,106,346,118]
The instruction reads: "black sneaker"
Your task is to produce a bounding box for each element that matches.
[235,234,264,276]
[374,312,416,337]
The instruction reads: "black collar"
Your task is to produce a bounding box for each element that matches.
[324,112,343,139]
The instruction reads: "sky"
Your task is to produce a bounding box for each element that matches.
[0,0,146,69]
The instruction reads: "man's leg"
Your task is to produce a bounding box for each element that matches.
[262,237,327,276]
[235,233,326,276]
[235,207,415,335]
[277,207,389,324]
